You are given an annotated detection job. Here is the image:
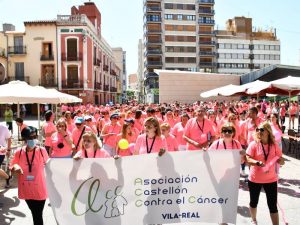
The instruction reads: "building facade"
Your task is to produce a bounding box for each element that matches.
[137,39,144,102]
[216,17,281,75]
[143,0,216,102]
[112,47,127,103]
[0,2,122,105]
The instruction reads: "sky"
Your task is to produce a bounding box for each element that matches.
[1,0,300,74]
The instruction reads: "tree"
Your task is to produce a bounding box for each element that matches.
[126,90,135,100]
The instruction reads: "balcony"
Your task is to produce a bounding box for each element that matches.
[103,65,109,72]
[8,46,26,55]
[199,41,215,45]
[145,72,159,79]
[198,31,215,36]
[144,18,162,24]
[110,69,117,76]
[61,79,83,89]
[145,61,163,67]
[146,7,161,12]
[145,29,162,34]
[110,87,117,92]
[3,76,30,84]
[95,82,102,90]
[40,54,54,61]
[199,51,216,56]
[104,84,109,91]
[198,19,215,25]
[198,9,215,15]
[61,53,82,61]
[199,62,217,67]
[145,39,162,45]
[93,58,101,66]
[144,49,162,56]
[39,78,57,87]
[198,0,214,4]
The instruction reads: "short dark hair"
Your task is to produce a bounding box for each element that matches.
[44,110,53,121]
[21,126,38,140]
[15,117,23,123]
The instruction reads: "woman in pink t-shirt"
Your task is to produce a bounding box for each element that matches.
[115,119,139,156]
[49,119,73,158]
[246,121,285,225]
[74,132,110,159]
[288,102,297,129]
[269,113,283,149]
[42,110,56,154]
[172,113,189,151]
[161,123,178,151]
[10,126,49,225]
[134,117,167,155]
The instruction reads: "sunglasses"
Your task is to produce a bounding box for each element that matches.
[256,128,265,133]
[221,129,233,134]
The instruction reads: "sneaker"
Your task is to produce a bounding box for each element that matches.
[241,170,247,177]
[250,220,258,224]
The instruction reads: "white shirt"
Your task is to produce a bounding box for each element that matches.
[0,124,11,155]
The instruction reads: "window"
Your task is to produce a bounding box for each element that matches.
[265,45,270,50]
[259,45,264,50]
[165,57,174,63]
[259,54,264,60]
[275,45,280,51]
[254,54,259,59]
[225,64,231,68]
[238,44,244,49]
[270,55,275,60]
[232,64,237,68]
[270,45,275,50]
[165,3,173,9]
[244,44,249,49]
[219,43,225,49]
[165,14,173,20]
[225,43,231,49]
[186,4,195,10]
[15,62,24,79]
[187,57,196,63]
[238,54,243,59]
[177,14,183,20]
[275,55,280,60]
[225,53,231,59]
[218,53,225,58]
[232,44,238,49]
[232,53,238,59]
[165,46,174,52]
[177,4,184,10]
[178,57,184,63]
[186,15,195,21]
[265,55,270,60]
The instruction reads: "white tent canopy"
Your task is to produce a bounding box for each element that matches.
[0,81,82,104]
[219,80,269,96]
[200,84,238,98]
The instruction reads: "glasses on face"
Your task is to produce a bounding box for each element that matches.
[83,139,93,143]
[256,128,265,133]
[57,125,65,128]
[221,129,233,134]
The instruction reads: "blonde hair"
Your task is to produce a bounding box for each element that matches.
[56,118,67,131]
[160,123,171,131]
[82,131,101,149]
[144,117,161,136]
[254,121,276,145]
[220,122,236,138]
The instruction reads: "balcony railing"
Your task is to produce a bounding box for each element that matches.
[199,51,216,56]
[145,18,162,23]
[110,87,117,92]
[93,58,101,66]
[144,49,162,56]
[145,39,162,45]
[95,82,102,90]
[199,0,215,4]
[104,84,109,91]
[61,79,83,89]
[103,65,109,72]
[39,78,57,87]
[199,41,215,45]
[146,7,162,12]
[61,53,83,61]
[145,61,163,66]
[40,54,54,61]
[198,31,215,35]
[198,19,215,25]
[110,69,117,76]
[199,62,217,67]
[145,29,162,34]
[198,9,215,14]
[8,46,27,55]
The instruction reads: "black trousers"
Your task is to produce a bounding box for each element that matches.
[25,199,46,225]
[248,180,278,213]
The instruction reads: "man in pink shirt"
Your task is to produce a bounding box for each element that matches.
[183,108,216,150]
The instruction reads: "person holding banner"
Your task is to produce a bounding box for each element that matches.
[73,131,110,159]
[183,107,216,150]
[134,117,167,155]
[9,126,49,225]
[246,121,285,225]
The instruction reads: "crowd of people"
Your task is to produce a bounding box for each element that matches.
[0,98,293,225]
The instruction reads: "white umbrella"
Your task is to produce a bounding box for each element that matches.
[220,80,269,96]
[200,84,238,98]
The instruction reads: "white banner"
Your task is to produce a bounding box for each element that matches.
[45,150,240,225]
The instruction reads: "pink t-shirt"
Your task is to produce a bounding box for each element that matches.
[165,134,179,151]
[10,146,49,200]
[115,132,138,156]
[289,106,297,115]
[172,122,187,146]
[208,138,242,150]
[67,122,75,134]
[246,141,282,183]
[270,124,283,143]
[102,123,122,148]
[184,118,216,150]
[43,122,56,146]
[74,148,111,158]
[135,134,168,155]
[50,132,73,158]
[72,126,92,151]
[134,118,144,134]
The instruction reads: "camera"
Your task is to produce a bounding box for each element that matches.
[57,143,64,149]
